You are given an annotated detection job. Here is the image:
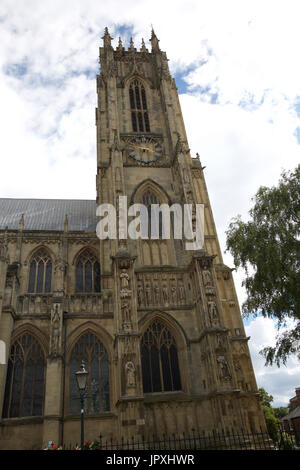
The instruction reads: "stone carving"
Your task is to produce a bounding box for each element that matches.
[216,334,227,351]
[121,300,131,324]
[203,268,213,287]
[145,282,152,306]
[135,273,188,308]
[178,283,186,304]
[153,284,160,304]
[233,358,242,372]
[120,269,130,289]
[170,285,177,304]
[125,361,136,388]
[50,304,62,357]
[208,301,219,327]
[217,355,231,381]
[137,283,144,307]
[120,268,131,298]
[162,283,169,304]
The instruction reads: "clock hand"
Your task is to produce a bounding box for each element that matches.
[133,146,155,152]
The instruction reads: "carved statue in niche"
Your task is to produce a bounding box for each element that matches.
[121,300,131,324]
[120,269,130,289]
[208,301,219,327]
[145,282,152,306]
[171,285,177,304]
[216,334,226,351]
[217,355,231,381]
[162,283,169,304]
[50,304,61,356]
[178,283,186,303]
[153,284,160,304]
[203,268,213,287]
[183,168,190,183]
[137,283,144,307]
[125,361,136,389]
[233,358,242,372]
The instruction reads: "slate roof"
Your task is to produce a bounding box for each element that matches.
[0,198,97,232]
[282,406,300,421]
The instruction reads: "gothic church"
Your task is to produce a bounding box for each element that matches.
[0,28,266,449]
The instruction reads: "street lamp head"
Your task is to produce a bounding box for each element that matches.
[75,360,88,391]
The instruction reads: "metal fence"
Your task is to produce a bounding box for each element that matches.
[55,426,299,451]
[86,427,296,451]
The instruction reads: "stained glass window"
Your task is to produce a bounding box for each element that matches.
[69,332,110,414]
[2,334,45,418]
[28,250,52,293]
[76,251,100,293]
[141,320,181,393]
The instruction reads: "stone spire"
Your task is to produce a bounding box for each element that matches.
[150,27,160,52]
[129,37,136,51]
[102,27,113,48]
[116,36,124,52]
[140,38,148,53]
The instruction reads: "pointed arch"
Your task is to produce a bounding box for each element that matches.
[2,330,46,418]
[66,326,111,415]
[73,248,101,293]
[139,312,185,394]
[128,78,150,133]
[130,178,171,206]
[27,247,53,293]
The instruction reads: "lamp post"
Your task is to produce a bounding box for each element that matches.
[75,360,88,449]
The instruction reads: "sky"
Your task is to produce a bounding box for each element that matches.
[0,0,299,407]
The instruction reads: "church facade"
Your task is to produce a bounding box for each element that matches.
[0,28,266,450]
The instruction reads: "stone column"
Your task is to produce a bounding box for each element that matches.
[112,250,146,440]
[42,239,66,447]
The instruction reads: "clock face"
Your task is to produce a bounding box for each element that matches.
[126,136,163,163]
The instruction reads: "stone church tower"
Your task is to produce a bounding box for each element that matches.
[0,28,266,450]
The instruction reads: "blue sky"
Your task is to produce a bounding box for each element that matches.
[0,0,299,406]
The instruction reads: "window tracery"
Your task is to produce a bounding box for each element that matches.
[28,250,52,293]
[69,332,110,414]
[76,250,100,293]
[141,320,181,393]
[129,80,150,132]
[2,334,45,418]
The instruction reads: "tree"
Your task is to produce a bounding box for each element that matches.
[273,406,289,420]
[258,388,279,441]
[226,165,300,366]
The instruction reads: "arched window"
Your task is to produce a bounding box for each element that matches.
[2,334,45,418]
[129,79,150,132]
[28,250,52,293]
[76,250,100,293]
[142,190,163,238]
[69,332,110,414]
[141,320,181,393]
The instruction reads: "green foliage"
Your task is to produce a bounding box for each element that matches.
[273,406,289,420]
[258,387,274,407]
[226,165,300,366]
[279,432,296,450]
[258,388,280,442]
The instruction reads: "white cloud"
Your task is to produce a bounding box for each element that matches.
[245,317,300,406]
[0,0,299,404]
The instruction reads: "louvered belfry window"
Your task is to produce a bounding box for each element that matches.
[141,320,181,393]
[129,79,150,132]
[76,250,101,293]
[28,250,52,293]
[2,334,45,418]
